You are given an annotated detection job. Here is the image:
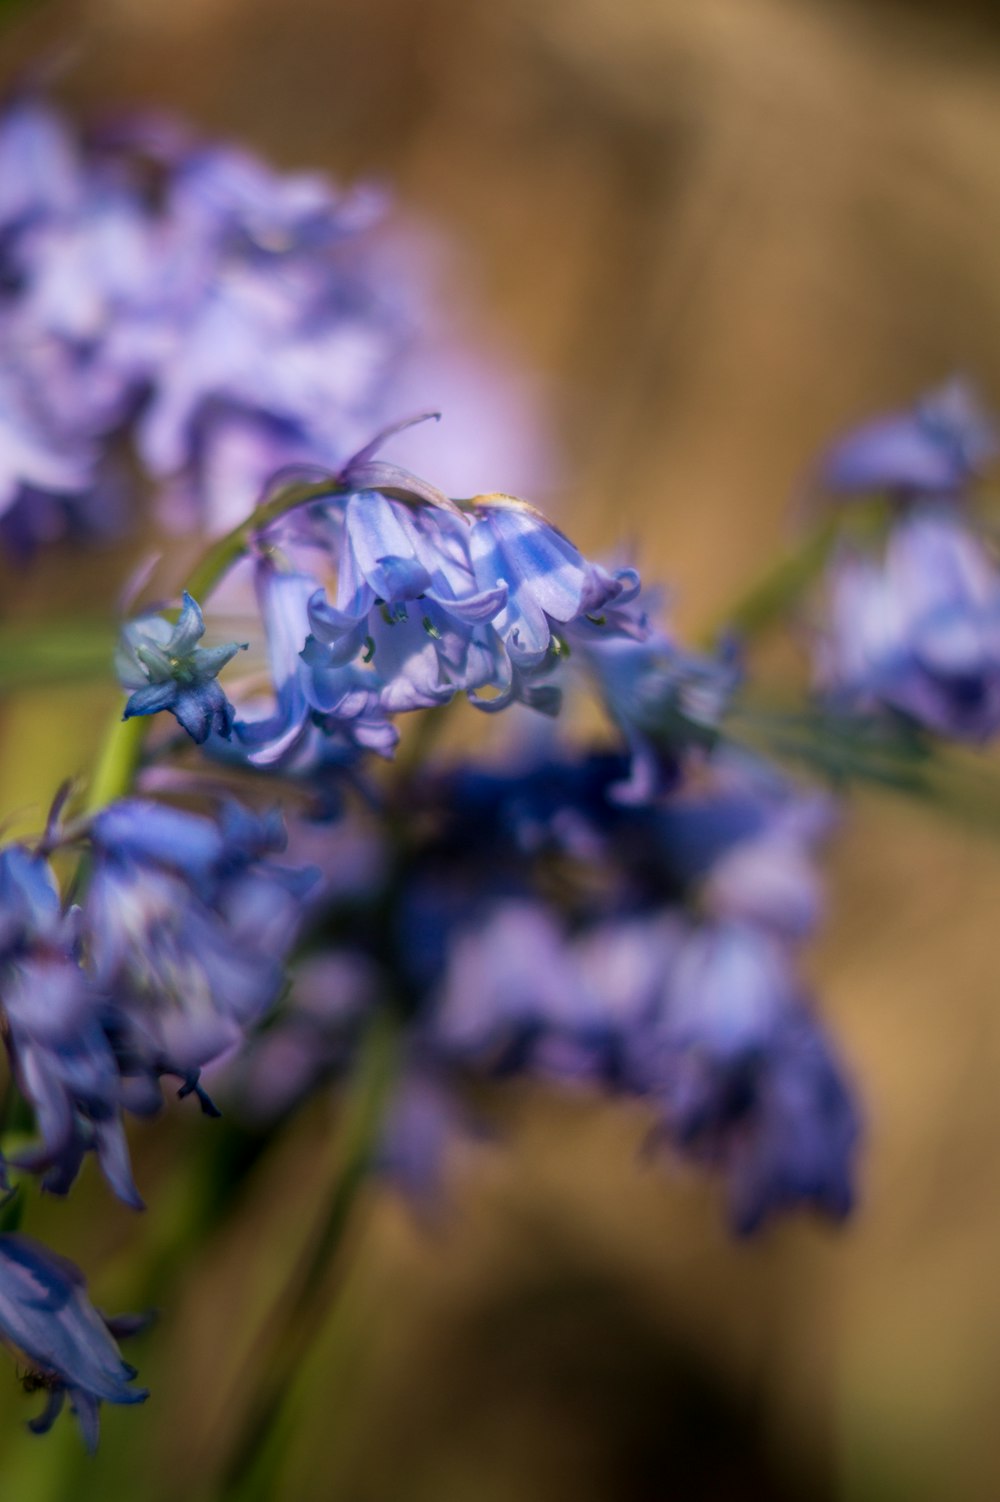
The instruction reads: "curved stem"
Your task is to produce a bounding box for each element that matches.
[697,514,838,647]
[183,479,346,605]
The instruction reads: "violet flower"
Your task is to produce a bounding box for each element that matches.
[0,1234,147,1451]
[117,591,247,743]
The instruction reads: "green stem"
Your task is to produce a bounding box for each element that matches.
[698,515,838,647]
[183,479,346,604]
[216,1009,400,1501]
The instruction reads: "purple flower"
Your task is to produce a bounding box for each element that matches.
[304,489,509,715]
[0,96,81,233]
[0,1233,146,1451]
[85,798,316,1100]
[817,379,998,498]
[3,956,141,1208]
[0,844,62,958]
[645,922,859,1233]
[578,614,739,803]
[0,369,94,520]
[816,509,1000,740]
[117,591,247,743]
[469,495,639,667]
[232,557,398,771]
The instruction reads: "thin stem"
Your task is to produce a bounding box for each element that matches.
[697,515,838,647]
[83,712,149,815]
[216,1009,400,1500]
[183,479,346,604]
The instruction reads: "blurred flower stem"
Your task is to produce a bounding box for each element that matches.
[215,1007,400,1502]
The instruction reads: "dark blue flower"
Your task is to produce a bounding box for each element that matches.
[0,1233,146,1451]
[3,956,142,1209]
[85,797,317,1101]
[645,922,860,1233]
[117,591,247,743]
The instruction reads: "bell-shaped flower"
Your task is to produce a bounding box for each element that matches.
[646,922,859,1233]
[2,956,141,1209]
[0,1233,146,1451]
[116,591,247,743]
[817,378,998,498]
[233,558,397,770]
[468,495,639,666]
[816,510,1000,741]
[0,844,63,959]
[84,797,316,1103]
[580,614,739,803]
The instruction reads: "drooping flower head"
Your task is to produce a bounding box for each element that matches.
[116,591,247,743]
[817,378,998,499]
[816,510,1000,742]
[0,1233,147,1451]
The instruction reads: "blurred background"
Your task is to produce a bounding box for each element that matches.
[3,0,1000,1498]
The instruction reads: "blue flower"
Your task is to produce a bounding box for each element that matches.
[817,379,998,498]
[303,489,508,713]
[117,591,247,743]
[85,797,317,1102]
[817,509,1000,741]
[468,495,639,667]
[0,1233,146,1451]
[0,844,63,958]
[232,557,398,771]
[3,956,142,1209]
[578,613,740,803]
[645,922,859,1233]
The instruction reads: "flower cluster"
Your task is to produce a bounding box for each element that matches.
[235,730,858,1235]
[0,93,538,555]
[11,89,970,1468]
[813,380,1000,742]
[0,797,315,1443]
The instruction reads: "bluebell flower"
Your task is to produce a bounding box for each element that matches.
[468,494,639,667]
[0,95,81,234]
[578,614,740,803]
[232,557,398,771]
[117,591,247,743]
[816,509,1000,741]
[817,378,998,498]
[644,922,859,1233]
[3,956,142,1209]
[85,797,317,1101]
[0,844,63,958]
[0,1233,146,1451]
[0,369,94,523]
[303,490,510,715]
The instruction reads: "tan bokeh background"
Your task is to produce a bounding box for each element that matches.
[3,1,1000,1498]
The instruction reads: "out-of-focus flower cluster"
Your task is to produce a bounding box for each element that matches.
[234,736,857,1237]
[0,91,542,555]
[814,380,1000,741]
[0,797,312,1443]
[10,87,990,1465]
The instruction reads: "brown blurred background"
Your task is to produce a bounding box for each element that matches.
[4,0,1000,1498]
